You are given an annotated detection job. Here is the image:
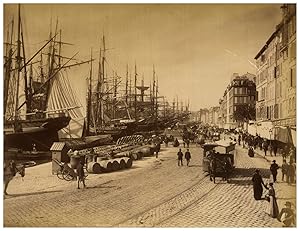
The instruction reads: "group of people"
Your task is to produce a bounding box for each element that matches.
[238,132,296,161]
[177,148,191,166]
[252,169,295,227]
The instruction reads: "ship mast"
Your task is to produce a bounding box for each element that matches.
[134,63,137,120]
[14,4,22,131]
[4,18,14,116]
[86,49,93,136]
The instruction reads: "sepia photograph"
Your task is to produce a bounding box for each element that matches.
[3,2,297,227]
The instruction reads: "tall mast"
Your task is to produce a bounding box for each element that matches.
[129,68,132,108]
[4,18,14,116]
[152,65,155,115]
[58,29,62,67]
[125,64,128,105]
[176,95,179,114]
[134,62,137,120]
[20,22,29,113]
[101,35,106,125]
[14,4,22,130]
[113,71,117,119]
[86,49,93,136]
[96,42,102,127]
[155,75,158,130]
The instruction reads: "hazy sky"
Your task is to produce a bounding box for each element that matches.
[4,4,282,111]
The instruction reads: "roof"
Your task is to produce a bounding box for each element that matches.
[50,142,66,151]
[254,23,283,60]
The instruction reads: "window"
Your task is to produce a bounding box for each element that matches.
[242,87,246,94]
[279,82,282,97]
[289,16,296,37]
[290,68,296,88]
[234,97,238,104]
[290,42,296,60]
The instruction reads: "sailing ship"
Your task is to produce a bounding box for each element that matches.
[3,5,91,152]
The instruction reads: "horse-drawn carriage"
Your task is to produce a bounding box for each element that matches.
[201,141,236,183]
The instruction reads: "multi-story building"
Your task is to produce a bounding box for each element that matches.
[219,73,256,129]
[208,106,220,126]
[199,108,209,124]
[254,4,296,143]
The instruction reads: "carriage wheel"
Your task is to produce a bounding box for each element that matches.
[62,170,75,181]
[57,170,64,180]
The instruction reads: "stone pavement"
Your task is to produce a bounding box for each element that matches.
[122,144,289,227]
[227,133,296,222]
[3,142,296,227]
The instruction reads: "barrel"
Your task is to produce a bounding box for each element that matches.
[98,160,113,172]
[125,158,133,168]
[112,160,120,171]
[86,155,95,164]
[131,153,138,160]
[119,159,126,169]
[140,146,152,157]
[87,162,102,174]
[137,152,143,160]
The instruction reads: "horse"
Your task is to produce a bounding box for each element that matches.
[209,158,217,183]
[209,157,231,183]
[4,161,25,195]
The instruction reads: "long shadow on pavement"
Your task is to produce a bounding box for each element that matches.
[4,190,63,199]
[227,167,270,186]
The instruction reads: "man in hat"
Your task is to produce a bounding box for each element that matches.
[76,160,86,189]
[184,149,191,166]
[177,148,183,166]
[270,160,279,183]
[277,201,295,227]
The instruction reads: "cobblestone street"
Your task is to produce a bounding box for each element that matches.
[4,143,295,227]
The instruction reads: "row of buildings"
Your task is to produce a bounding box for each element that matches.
[194,4,296,147]
[253,4,296,145]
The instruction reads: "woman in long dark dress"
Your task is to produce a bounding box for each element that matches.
[252,169,268,200]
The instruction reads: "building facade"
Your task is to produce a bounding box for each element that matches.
[254,4,296,143]
[219,73,256,129]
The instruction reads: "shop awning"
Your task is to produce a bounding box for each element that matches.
[274,126,293,144]
[291,127,296,147]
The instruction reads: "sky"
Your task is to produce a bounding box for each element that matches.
[3,3,283,111]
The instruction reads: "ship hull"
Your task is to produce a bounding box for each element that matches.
[4,116,71,151]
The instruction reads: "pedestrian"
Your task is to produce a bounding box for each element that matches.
[283,145,289,161]
[273,142,278,157]
[238,134,241,146]
[263,141,268,156]
[177,148,183,166]
[268,142,273,156]
[287,161,296,185]
[248,146,254,157]
[252,169,268,200]
[76,160,86,189]
[185,149,191,166]
[186,139,190,148]
[277,201,295,227]
[164,136,169,147]
[270,160,279,183]
[281,159,288,182]
[265,183,279,218]
[154,142,160,159]
[173,138,180,147]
